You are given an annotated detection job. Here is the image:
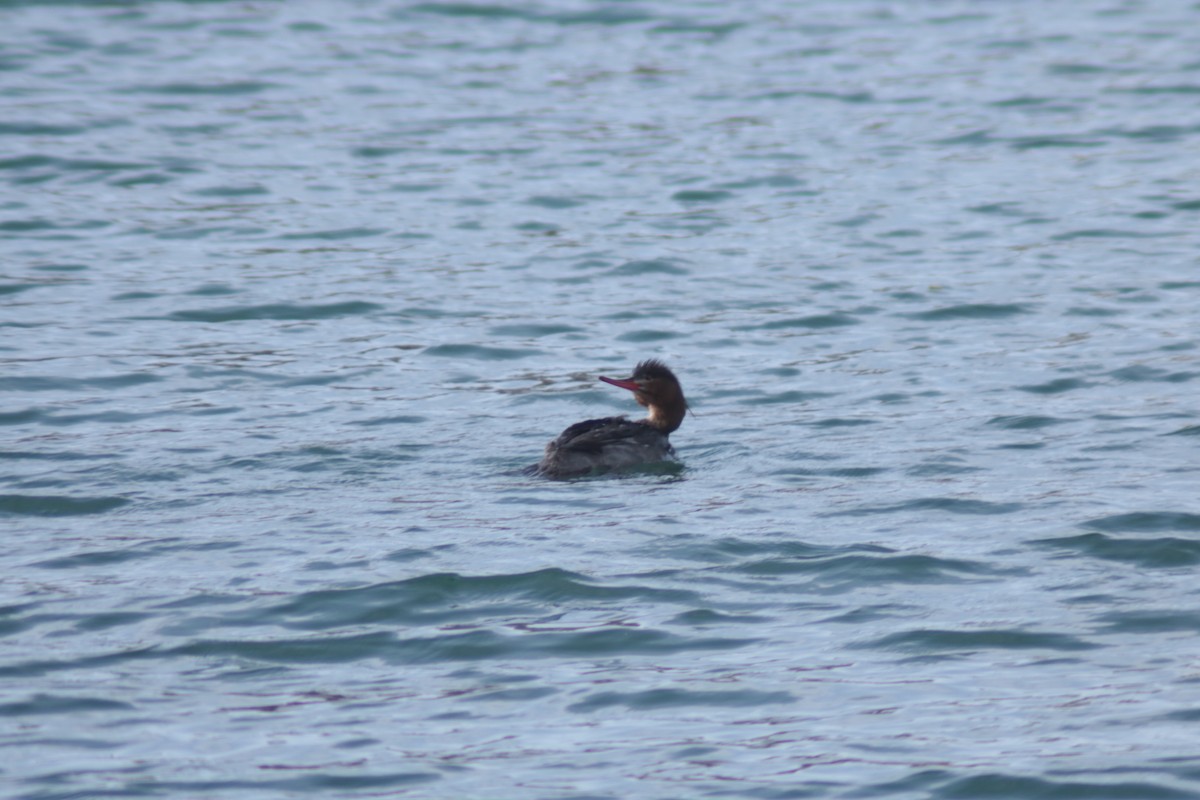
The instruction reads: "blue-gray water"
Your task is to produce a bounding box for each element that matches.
[3,1,1200,798]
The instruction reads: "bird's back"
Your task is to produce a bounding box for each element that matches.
[534,416,674,478]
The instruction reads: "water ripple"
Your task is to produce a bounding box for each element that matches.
[0,494,129,517]
[1033,532,1200,568]
[0,694,134,717]
[568,688,794,712]
[170,627,757,666]
[184,569,704,633]
[861,627,1100,655]
[903,303,1032,321]
[167,301,382,322]
[824,498,1025,517]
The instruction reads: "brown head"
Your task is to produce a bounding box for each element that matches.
[598,359,688,433]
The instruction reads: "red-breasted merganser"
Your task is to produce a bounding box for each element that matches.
[532,359,688,478]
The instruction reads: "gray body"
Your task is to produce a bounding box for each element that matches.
[534,416,675,478]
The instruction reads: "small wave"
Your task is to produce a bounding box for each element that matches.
[0,154,147,174]
[167,301,382,322]
[859,627,1099,654]
[730,552,1008,590]
[0,450,110,462]
[1,494,129,517]
[1167,424,1200,437]
[0,281,42,293]
[348,415,429,427]
[488,323,582,337]
[525,195,587,209]
[1009,135,1104,151]
[932,773,1187,799]
[0,408,46,425]
[987,415,1068,430]
[1033,532,1200,568]
[1094,609,1200,635]
[276,227,386,241]
[4,373,162,392]
[169,626,755,666]
[607,259,690,276]
[154,225,265,240]
[189,184,269,198]
[745,390,833,405]
[810,417,878,428]
[405,3,537,20]
[747,313,860,330]
[775,465,888,478]
[1016,377,1094,394]
[0,122,88,136]
[616,329,683,342]
[0,693,133,716]
[1052,228,1175,240]
[127,80,278,95]
[904,303,1031,321]
[568,688,794,712]
[423,343,541,360]
[0,218,110,235]
[26,409,166,427]
[906,458,982,477]
[34,546,149,569]
[1082,511,1200,534]
[671,189,734,203]
[166,569,701,637]
[824,497,1024,516]
[1108,365,1198,383]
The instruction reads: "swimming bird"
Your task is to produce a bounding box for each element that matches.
[532,359,688,478]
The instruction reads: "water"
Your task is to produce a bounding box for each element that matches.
[3,1,1200,797]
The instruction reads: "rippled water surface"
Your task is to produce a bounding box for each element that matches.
[4,1,1200,797]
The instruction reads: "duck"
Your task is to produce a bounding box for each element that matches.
[532,359,688,478]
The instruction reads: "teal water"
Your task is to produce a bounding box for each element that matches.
[3,1,1200,798]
